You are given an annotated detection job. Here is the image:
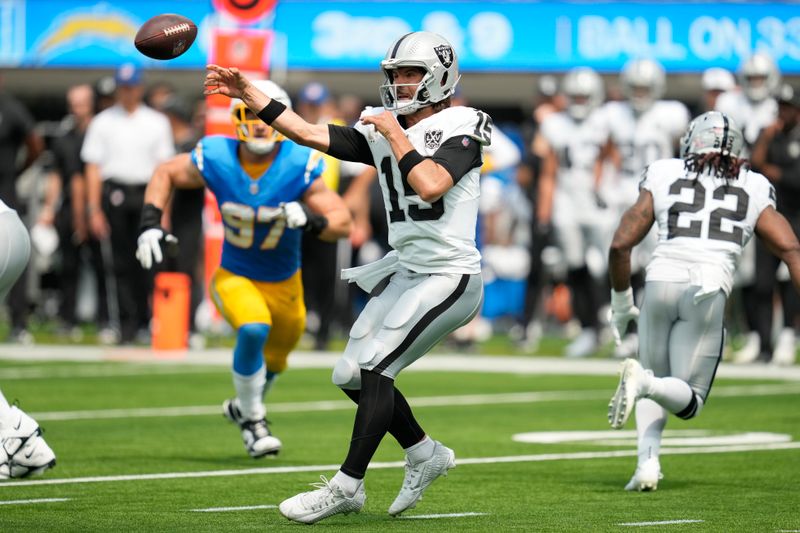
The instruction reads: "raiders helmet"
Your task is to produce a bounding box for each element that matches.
[562,67,604,121]
[230,80,292,154]
[679,111,744,159]
[738,52,781,103]
[620,58,665,114]
[379,31,461,115]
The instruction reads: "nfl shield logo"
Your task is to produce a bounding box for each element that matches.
[434,45,454,68]
[425,129,443,150]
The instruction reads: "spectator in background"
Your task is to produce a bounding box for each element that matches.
[716,53,781,363]
[94,76,116,114]
[0,71,44,344]
[36,84,95,341]
[700,67,736,113]
[144,81,176,112]
[82,63,175,344]
[749,83,800,365]
[160,95,205,346]
[294,81,346,349]
[514,74,567,350]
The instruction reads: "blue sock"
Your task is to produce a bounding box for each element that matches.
[233,323,270,376]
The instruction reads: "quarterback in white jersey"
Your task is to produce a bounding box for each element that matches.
[206,31,487,523]
[605,112,800,492]
[0,198,57,479]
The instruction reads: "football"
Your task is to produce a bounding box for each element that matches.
[134,14,197,60]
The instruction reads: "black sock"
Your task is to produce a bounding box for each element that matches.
[340,385,425,449]
[340,369,395,479]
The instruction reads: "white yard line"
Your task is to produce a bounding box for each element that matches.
[400,512,489,519]
[190,504,277,512]
[2,441,798,488]
[619,519,704,526]
[29,383,800,422]
[2,345,800,380]
[0,497,70,505]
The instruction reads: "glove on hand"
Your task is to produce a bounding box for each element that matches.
[608,287,639,346]
[136,203,179,270]
[281,202,328,235]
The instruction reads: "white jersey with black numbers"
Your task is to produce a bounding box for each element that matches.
[541,109,608,194]
[353,106,491,274]
[642,158,776,296]
[605,100,689,204]
[715,91,778,147]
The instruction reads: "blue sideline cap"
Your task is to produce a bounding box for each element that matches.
[298,82,330,105]
[115,63,142,86]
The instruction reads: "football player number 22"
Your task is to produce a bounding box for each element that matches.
[667,179,748,245]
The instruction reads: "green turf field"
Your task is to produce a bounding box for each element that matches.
[0,356,798,532]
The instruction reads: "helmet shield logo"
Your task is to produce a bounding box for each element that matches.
[434,45,454,68]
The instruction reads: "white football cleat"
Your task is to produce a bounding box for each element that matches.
[608,358,651,429]
[222,398,281,458]
[733,331,760,364]
[388,440,456,516]
[279,475,366,524]
[772,328,796,366]
[565,329,598,358]
[624,458,663,491]
[1,406,56,479]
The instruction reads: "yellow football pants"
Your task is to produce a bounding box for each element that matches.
[210,267,305,373]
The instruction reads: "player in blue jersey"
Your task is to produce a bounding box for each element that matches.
[135,80,351,458]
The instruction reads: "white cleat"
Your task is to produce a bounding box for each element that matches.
[565,329,598,358]
[608,358,650,429]
[1,406,56,479]
[279,475,366,524]
[771,329,796,366]
[388,440,456,516]
[624,458,663,491]
[733,332,760,364]
[222,398,282,458]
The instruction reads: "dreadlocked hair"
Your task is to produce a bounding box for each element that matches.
[683,152,748,181]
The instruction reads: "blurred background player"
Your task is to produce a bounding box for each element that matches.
[82,63,175,344]
[750,83,800,365]
[603,58,690,358]
[0,197,56,479]
[539,66,612,357]
[606,111,800,491]
[136,80,351,458]
[0,70,44,344]
[716,53,781,363]
[699,67,736,113]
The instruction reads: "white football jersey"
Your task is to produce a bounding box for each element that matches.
[541,109,608,195]
[715,90,778,147]
[642,158,776,296]
[354,106,490,274]
[605,100,690,205]
[0,198,11,214]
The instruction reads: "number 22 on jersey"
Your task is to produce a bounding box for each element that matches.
[667,179,748,245]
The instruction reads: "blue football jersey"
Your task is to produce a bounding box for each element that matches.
[191,136,324,281]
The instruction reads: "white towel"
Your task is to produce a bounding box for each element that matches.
[341,251,400,292]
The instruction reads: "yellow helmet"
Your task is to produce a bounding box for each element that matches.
[230,79,292,154]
